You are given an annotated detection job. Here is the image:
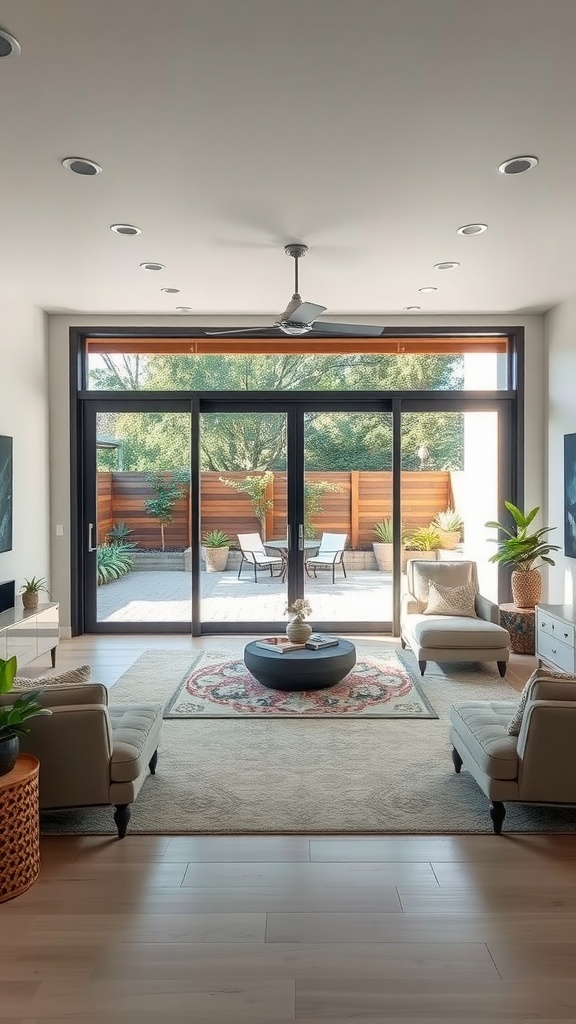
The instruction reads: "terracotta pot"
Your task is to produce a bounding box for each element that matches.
[286,620,312,644]
[511,568,542,609]
[21,592,39,611]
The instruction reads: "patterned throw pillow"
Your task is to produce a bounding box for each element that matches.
[12,664,92,690]
[507,667,576,735]
[423,580,477,618]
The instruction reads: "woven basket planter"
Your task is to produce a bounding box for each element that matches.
[511,568,542,609]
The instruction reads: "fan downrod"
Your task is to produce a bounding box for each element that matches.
[284,243,308,259]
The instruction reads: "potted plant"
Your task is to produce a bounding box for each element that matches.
[285,597,313,643]
[201,530,231,572]
[0,657,52,776]
[403,526,441,570]
[20,576,50,611]
[485,502,560,608]
[431,507,464,550]
[372,519,405,572]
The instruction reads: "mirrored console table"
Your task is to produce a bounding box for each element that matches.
[0,602,59,669]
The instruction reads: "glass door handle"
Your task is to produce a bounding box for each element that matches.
[87,523,97,552]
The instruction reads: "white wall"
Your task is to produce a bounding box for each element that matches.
[0,298,50,608]
[545,295,576,604]
[48,312,546,629]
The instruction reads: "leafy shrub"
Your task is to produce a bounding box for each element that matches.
[97,543,134,586]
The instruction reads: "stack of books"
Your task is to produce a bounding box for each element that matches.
[254,636,306,653]
[305,634,340,650]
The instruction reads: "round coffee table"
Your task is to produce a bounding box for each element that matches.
[243,639,356,691]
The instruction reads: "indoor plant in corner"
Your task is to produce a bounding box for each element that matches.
[285,598,313,643]
[0,657,52,776]
[485,501,560,608]
[20,576,50,611]
[201,530,231,573]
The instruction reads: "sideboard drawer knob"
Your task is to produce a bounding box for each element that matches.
[552,648,557,654]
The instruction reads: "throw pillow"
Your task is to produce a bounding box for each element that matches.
[12,664,92,690]
[507,667,576,735]
[423,580,477,618]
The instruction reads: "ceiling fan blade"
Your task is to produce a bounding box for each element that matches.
[308,321,385,337]
[287,301,327,325]
[204,326,273,336]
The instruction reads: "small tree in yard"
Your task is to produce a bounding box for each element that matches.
[221,472,274,539]
[144,472,188,551]
[304,480,343,539]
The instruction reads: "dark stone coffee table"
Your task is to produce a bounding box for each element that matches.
[243,639,356,691]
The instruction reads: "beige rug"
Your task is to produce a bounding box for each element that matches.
[40,645,575,835]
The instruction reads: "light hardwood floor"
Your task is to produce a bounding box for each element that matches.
[5,634,572,1023]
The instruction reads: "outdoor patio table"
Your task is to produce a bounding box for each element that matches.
[264,539,320,581]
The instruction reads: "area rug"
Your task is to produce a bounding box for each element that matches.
[40,644,575,835]
[163,650,437,718]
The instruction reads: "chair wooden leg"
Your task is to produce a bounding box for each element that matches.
[497,661,507,678]
[418,660,427,676]
[114,804,131,840]
[400,636,407,649]
[451,746,463,774]
[148,748,158,775]
[489,801,506,835]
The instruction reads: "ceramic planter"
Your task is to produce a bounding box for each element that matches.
[286,620,312,643]
[22,593,39,611]
[202,547,229,573]
[0,734,19,777]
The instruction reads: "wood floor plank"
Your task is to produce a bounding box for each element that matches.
[164,837,311,862]
[311,835,576,862]
[91,940,498,982]
[295,977,576,1018]
[27,979,295,1019]
[22,912,266,944]
[398,885,576,914]
[181,861,436,888]
[265,911,576,944]
[487,941,576,979]
[432,861,576,889]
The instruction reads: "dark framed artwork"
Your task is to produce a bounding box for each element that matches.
[564,432,576,558]
[0,435,13,553]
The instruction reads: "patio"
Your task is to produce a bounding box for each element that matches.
[96,568,393,624]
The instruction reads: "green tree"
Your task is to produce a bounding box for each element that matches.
[221,472,274,538]
[144,471,189,550]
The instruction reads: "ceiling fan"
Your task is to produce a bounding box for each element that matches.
[205,243,385,337]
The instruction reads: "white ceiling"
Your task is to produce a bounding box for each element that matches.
[1,0,576,319]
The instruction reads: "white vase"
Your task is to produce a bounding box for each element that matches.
[286,620,312,643]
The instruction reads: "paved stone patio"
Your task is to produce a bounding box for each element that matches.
[97,569,393,624]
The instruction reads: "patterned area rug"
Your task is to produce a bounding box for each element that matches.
[40,644,574,836]
[164,650,437,718]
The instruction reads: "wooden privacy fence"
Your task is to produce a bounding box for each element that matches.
[97,470,453,549]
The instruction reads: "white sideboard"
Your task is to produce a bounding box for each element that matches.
[536,604,576,674]
[0,603,59,669]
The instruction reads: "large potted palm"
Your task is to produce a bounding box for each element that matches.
[485,502,560,608]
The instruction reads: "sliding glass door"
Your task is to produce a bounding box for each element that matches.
[79,394,512,634]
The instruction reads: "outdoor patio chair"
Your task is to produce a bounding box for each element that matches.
[237,533,283,583]
[305,532,348,584]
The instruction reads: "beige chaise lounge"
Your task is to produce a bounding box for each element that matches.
[0,682,163,838]
[450,672,576,832]
[401,559,510,677]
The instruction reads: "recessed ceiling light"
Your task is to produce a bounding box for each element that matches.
[404,306,421,311]
[139,262,165,271]
[418,287,438,294]
[457,223,488,235]
[62,156,102,176]
[498,155,538,175]
[110,223,141,236]
[433,262,460,271]
[176,306,193,312]
[0,28,21,58]
[161,287,180,294]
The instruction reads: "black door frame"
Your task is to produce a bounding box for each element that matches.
[70,326,524,636]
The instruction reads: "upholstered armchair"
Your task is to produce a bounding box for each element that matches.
[401,559,510,677]
[0,682,163,838]
[450,671,576,833]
